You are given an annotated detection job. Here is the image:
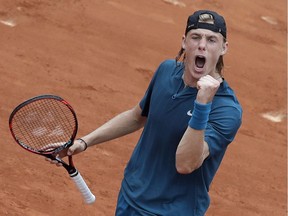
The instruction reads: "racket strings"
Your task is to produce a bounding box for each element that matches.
[11,99,76,152]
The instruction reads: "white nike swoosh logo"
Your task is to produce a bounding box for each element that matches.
[187,110,192,116]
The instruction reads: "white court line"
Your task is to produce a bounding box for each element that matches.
[261,112,287,123]
[0,19,17,27]
[261,16,278,25]
[162,0,186,7]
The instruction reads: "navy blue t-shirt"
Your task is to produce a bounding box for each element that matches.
[121,60,242,216]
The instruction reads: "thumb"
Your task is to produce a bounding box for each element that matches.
[67,145,76,156]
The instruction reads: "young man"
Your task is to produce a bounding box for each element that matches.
[50,10,242,215]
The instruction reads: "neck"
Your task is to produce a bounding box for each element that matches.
[182,74,197,88]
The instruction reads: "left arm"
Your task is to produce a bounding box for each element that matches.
[176,127,209,174]
[175,75,220,174]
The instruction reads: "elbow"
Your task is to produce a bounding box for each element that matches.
[176,166,193,175]
[175,160,202,174]
[175,141,209,174]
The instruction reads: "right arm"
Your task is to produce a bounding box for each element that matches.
[82,104,146,146]
[67,104,146,156]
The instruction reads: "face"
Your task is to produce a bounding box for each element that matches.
[182,28,228,80]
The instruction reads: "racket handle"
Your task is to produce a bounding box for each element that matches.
[70,171,96,204]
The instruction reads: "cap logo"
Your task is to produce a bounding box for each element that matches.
[187,24,195,29]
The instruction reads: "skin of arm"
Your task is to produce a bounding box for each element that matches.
[82,104,146,147]
[48,104,146,165]
[175,128,209,174]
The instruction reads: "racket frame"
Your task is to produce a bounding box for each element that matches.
[8,95,96,204]
[9,94,78,155]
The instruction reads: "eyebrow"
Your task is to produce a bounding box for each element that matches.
[190,32,219,39]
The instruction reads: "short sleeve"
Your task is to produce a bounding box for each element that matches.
[139,63,164,116]
[205,105,242,157]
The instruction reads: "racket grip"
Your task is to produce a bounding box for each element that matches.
[70,171,96,204]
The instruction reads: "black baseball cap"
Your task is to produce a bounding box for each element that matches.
[185,10,227,38]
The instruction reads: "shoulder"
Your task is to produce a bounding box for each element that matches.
[213,81,243,116]
[157,59,176,71]
[156,59,183,77]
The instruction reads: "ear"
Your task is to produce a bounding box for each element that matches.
[181,35,186,50]
[221,41,228,55]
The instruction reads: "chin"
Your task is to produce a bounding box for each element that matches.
[192,71,206,79]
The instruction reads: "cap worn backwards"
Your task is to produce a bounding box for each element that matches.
[185,10,227,38]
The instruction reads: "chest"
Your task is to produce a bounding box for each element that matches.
[147,76,198,132]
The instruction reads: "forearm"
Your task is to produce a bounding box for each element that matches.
[81,105,146,147]
[175,127,209,174]
[176,100,212,174]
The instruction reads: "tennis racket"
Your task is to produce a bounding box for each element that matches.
[9,94,96,204]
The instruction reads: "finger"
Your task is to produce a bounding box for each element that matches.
[45,157,61,165]
[53,156,64,166]
[55,162,63,167]
[67,144,77,156]
[45,157,51,162]
[40,142,66,151]
[45,157,56,164]
[198,75,220,87]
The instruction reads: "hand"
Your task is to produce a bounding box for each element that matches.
[45,139,87,166]
[196,75,221,104]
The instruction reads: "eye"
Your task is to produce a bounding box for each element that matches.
[208,37,217,43]
[191,35,201,40]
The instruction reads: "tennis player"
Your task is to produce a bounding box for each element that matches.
[50,10,242,216]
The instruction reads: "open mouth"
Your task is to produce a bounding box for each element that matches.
[195,56,206,68]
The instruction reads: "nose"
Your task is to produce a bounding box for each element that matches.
[198,38,207,51]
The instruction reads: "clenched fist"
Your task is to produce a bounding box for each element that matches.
[196,75,221,104]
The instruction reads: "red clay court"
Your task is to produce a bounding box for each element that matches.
[0,0,286,215]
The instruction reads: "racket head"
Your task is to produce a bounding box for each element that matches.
[9,95,78,155]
